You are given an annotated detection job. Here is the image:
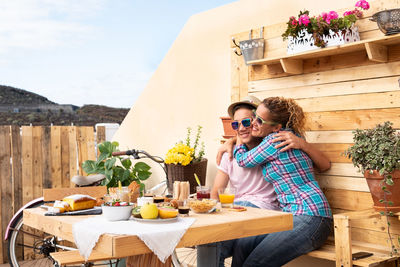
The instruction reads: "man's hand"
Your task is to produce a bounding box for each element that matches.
[216,137,236,165]
[271,131,305,152]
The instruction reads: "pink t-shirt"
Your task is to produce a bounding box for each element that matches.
[218,153,279,210]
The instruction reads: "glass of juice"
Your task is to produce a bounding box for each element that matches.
[218,187,236,208]
[196,186,210,200]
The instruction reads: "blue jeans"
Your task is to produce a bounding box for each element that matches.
[231,214,333,267]
[197,201,260,267]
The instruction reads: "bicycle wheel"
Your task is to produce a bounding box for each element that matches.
[8,213,56,267]
[8,208,120,267]
[172,247,232,267]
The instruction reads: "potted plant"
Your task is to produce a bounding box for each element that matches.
[282,0,369,54]
[345,121,400,256]
[82,141,152,196]
[164,125,207,194]
[220,116,236,138]
[345,121,400,212]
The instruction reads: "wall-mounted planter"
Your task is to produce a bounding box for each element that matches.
[287,27,360,55]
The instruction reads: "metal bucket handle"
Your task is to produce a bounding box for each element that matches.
[248,27,264,40]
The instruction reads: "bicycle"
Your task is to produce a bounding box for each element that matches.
[5,148,228,267]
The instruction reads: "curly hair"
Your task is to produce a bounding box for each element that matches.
[262,97,306,137]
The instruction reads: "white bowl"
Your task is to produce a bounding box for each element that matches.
[102,204,133,221]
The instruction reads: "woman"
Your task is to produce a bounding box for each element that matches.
[232,97,332,267]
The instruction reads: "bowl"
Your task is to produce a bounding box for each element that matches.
[188,199,217,213]
[371,9,400,35]
[102,204,133,221]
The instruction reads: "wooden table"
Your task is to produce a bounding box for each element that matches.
[24,207,293,266]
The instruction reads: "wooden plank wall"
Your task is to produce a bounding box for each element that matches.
[231,0,400,253]
[0,125,106,263]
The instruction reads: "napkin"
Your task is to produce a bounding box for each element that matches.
[72,216,195,263]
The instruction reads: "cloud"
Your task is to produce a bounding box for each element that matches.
[0,0,106,53]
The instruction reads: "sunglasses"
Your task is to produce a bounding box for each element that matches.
[231,118,252,130]
[252,110,278,126]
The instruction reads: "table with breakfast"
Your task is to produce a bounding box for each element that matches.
[23,182,293,266]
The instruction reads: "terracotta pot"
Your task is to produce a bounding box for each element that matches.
[220,117,236,138]
[166,158,208,194]
[364,170,400,212]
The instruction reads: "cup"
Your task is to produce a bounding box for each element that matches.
[218,187,236,208]
[196,186,210,200]
[178,200,190,216]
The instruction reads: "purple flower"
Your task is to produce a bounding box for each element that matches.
[299,14,310,26]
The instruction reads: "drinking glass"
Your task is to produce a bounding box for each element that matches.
[218,187,236,208]
[196,186,210,200]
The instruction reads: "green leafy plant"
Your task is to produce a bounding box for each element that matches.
[82,141,151,193]
[344,121,400,255]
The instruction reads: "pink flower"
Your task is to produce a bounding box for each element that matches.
[356,0,370,10]
[325,11,338,24]
[343,10,355,16]
[320,12,328,21]
[291,19,298,26]
[299,14,310,26]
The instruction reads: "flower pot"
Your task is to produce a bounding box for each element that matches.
[364,170,400,212]
[287,27,360,55]
[166,158,208,194]
[220,117,236,138]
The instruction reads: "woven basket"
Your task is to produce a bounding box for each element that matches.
[166,159,208,194]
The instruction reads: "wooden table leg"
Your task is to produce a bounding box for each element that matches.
[126,253,172,267]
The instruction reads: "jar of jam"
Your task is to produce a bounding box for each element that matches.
[196,186,210,200]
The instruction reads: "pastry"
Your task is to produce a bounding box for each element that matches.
[62,194,96,211]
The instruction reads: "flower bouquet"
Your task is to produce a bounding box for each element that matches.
[165,126,207,194]
[282,0,370,54]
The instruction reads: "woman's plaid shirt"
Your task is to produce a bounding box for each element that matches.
[234,131,332,218]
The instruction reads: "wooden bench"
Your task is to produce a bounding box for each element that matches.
[307,209,399,267]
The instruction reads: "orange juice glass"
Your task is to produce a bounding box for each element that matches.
[218,187,236,208]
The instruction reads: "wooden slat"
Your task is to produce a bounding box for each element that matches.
[250,76,399,99]
[51,126,62,188]
[96,126,106,157]
[306,108,400,131]
[60,127,71,188]
[323,189,373,210]
[313,143,352,163]
[351,227,398,250]
[11,126,22,212]
[316,175,369,192]
[298,91,400,113]
[32,126,43,199]
[68,126,78,184]
[42,126,52,189]
[43,186,107,202]
[231,49,241,102]
[77,127,95,176]
[249,61,400,91]
[334,217,352,267]
[0,126,11,262]
[127,254,172,267]
[51,250,119,266]
[21,126,33,205]
[321,163,363,177]
[305,131,354,144]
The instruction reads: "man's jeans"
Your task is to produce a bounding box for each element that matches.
[231,214,333,267]
[196,200,260,267]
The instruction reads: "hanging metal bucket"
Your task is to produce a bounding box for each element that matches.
[239,27,264,65]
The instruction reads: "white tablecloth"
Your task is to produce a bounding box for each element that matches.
[72,216,196,263]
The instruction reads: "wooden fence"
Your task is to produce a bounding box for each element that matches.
[0,125,106,263]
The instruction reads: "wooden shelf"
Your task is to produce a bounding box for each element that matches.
[247,34,400,74]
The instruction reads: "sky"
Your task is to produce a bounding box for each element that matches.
[0,0,235,108]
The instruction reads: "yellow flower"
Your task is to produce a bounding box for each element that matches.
[165,142,194,166]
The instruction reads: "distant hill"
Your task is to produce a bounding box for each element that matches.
[0,85,55,105]
[0,85,130,126]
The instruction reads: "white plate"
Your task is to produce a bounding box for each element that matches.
[132,217,178,223]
